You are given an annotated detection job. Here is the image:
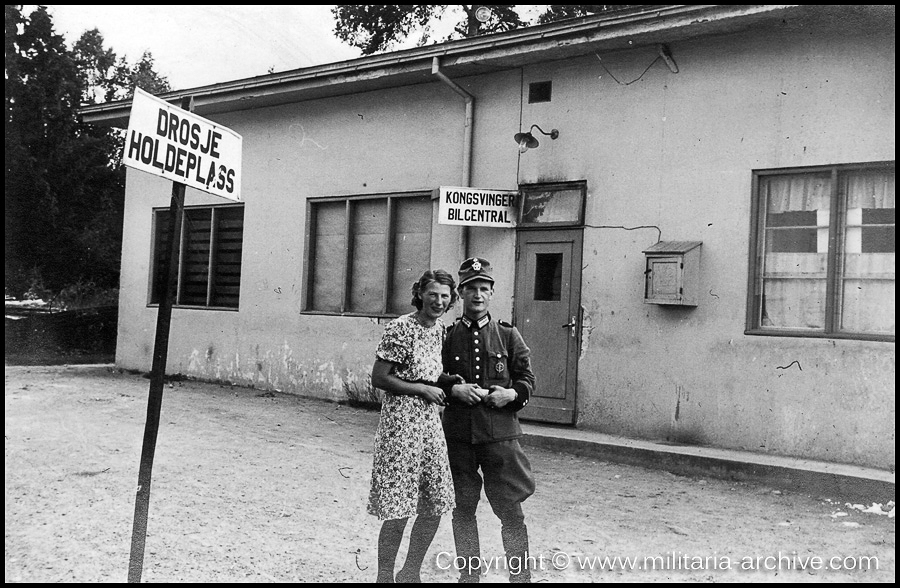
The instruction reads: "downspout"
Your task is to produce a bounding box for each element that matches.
[432,56,472,259]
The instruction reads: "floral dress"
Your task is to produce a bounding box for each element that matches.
[367,313,456,520]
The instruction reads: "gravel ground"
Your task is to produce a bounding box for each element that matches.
[5,364,895,582]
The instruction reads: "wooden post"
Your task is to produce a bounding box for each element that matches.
[127,96,193,583]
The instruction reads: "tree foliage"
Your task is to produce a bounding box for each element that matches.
[5,5,171,298]
[332,4,637,55]
[537,5,636,25]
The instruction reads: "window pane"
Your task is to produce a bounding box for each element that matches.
[150,209,171,305]
[210,207,244,308]
[761,278,826,329]
[841,279,895,333]
[758,174,831,330]
[389,196,432,314]
[349,199,387,313]
[840,170,895,334]
[180,208,212,306]
[534,253,562,301]
[310,202,345,312]
[753,167,896,337]
[520,188,582,224]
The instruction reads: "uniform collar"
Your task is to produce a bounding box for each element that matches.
[461,313,491,330]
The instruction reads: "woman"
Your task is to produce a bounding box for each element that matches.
[368,269,459,583]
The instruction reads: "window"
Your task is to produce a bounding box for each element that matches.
[748,163,894,340]
[528,81,552,103]
[304,193,432,316]
[518,181,586,227]
[150,204,244,309]
[534,253,563,301]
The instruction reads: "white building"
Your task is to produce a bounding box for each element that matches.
[82,5,895,470]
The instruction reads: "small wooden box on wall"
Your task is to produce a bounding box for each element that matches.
[642,241,702,306]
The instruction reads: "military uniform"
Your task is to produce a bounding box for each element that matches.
[442,257,536,583]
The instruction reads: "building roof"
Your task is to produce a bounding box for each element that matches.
[79,5,892,128]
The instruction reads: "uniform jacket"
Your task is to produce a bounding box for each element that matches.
[442,313,535,444]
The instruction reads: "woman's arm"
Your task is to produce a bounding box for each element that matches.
[371,359,445,405]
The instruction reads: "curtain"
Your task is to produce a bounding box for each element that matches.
[765,173,831,213]
[761,174,830,329]
[841,170,895,334]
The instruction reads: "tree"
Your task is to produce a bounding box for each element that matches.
[5,5,170,299]
[332,4,637,55]
[537,5,636,24]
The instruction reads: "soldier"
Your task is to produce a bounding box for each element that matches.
[442,257,536,583]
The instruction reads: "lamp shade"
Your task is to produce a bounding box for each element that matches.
[514,132,540,152]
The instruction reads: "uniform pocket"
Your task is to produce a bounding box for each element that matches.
[493,353,508,378]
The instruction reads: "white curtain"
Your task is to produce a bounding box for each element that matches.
[760,171,895,334]
[761,175,830,329]
[841,171,895,334]
[765,173,831,213]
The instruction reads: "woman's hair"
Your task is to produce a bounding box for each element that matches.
[411,269,458,310]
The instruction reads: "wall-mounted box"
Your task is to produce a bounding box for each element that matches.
[642,241,702,306]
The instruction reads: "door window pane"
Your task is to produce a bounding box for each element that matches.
[534,253,563,301]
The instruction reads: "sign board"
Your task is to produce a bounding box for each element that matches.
[437,186,518,228]
[124,88,242,201]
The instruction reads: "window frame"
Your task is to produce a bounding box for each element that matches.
[746,161,894,342]
[516,180,587,229]
[148,202,244,311]
[301,191,433,318]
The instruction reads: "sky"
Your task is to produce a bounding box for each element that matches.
[43,5,552,92]
[44,5,364,91]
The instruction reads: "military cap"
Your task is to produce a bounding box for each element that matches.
[458,257,495,287]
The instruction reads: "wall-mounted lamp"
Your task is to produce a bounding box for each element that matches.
[514,124,559,153]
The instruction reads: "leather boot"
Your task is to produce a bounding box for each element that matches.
[452,516,481,583]
[501,524,531,583]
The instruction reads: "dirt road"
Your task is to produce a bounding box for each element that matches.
[5,365,894,582]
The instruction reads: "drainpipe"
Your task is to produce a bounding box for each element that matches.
[432,56,472,259]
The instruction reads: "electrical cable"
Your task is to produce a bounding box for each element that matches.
[595,54,662,86]
[583,224,662,243]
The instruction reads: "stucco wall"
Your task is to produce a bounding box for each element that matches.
[511,27,894,468]
[117,82,478,400]
[117,21,894,468]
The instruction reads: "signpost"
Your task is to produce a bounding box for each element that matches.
[437,185,518,228]
[123,91,242,582]
[124,88,242,202]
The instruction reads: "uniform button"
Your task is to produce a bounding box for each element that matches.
[475,357,480,361]
[455,356,460,361]
[474,339,479,344]
[476,365,480,370]
[474,330,479,335]
[475,348,480,353]
[475,375,480,379]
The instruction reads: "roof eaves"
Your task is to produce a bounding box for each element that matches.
[80,5,801,127]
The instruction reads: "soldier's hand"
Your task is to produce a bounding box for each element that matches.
[485,386,516,409]
[451,383,486,406]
